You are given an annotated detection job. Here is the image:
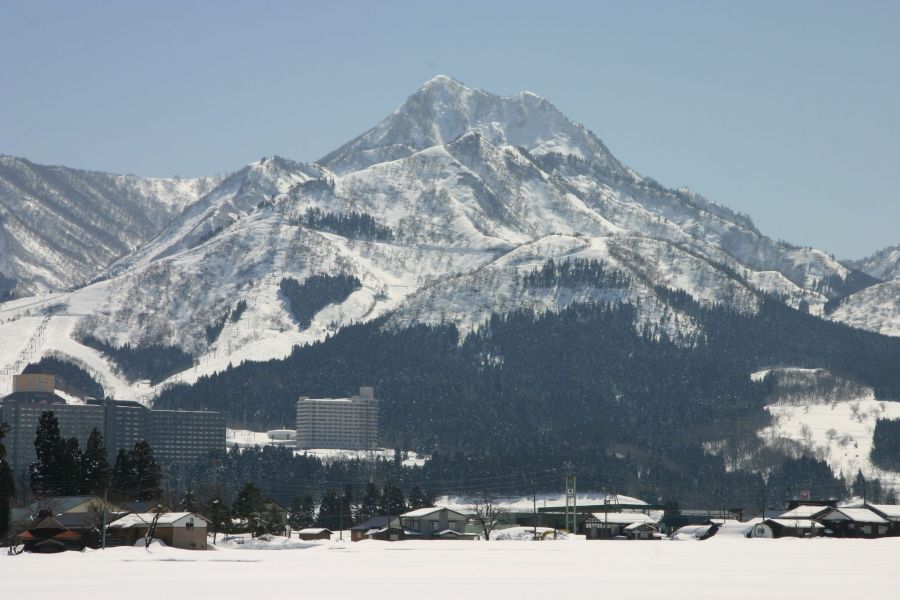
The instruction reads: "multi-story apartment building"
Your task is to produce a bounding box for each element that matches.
[1,391,105,477]
[296,386,379,450]
[148,408,226,464]
[0,371,224,476]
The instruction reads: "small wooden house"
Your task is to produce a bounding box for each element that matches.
[108,512,208,550]
[400,507,470,540]
[584,512,658,539]
[295,528,333,541]
[366,525,422,542]
[817,507,889,538]
[866,504,900,536]
[762,518,824,538]
[13,515,84,553]
[624,522,659,540]
[350,516,400,542]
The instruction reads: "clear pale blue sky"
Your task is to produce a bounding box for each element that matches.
[2,0,898,259]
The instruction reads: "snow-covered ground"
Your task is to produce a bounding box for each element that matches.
[224,429,429,466]
[3,536,898,599]
[754,367,900,491]
[438,492,653,515]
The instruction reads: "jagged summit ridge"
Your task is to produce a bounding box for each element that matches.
[319,76,626,177]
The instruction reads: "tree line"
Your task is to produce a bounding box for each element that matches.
[29,411,162,502]
[279,274,362,329]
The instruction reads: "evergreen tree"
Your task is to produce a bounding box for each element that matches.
[289,495,318,531]
[60,437,84,494]
[356,482,381,522]
[340,484,355,528]
[300,495,316,529]
[379,483,406,517]
[204,493,231,544]
[129,441,162,501]
[110,448,133,501]
[408,484,428,510]
[852,470,867,499]
[30,411,65,496]
[0,423,14,540]
[316,489,341,530]
[233,482,264,537]
[179,489,200,513]
[81,428,110,495]
[110,441,162,502]
[289,496,305,531]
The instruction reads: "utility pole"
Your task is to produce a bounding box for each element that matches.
[565,475,577,535]
[339,487,344,542]
[101,487,108,550]
[532,488,537,540]
[603,489,609,539]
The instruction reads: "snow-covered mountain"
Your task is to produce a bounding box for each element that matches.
[818,243,900,337]
[0,155,218,296]
[0,76,889,400]
[849,243,900,281]
[829,279,900,337]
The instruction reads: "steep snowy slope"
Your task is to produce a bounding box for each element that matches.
[849,243,900,280]
[0,77,890,401]
[0,155,218,295]
[829,278,900,337]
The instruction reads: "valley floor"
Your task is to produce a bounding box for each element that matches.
[3,535,898,599]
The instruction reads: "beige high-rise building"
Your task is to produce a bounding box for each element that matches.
[296,386,378,450]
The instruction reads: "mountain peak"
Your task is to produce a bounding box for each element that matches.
[320,79,617,175]
[420,74,468,91]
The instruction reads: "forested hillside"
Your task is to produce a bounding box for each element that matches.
[156,287,900,501]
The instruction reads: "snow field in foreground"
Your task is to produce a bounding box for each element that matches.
[3,537,898,600]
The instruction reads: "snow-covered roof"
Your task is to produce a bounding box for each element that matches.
[821,508,888,524]
[766,519,825,529]
[401,506,467,519]
[779,505,830,519]
[432,529,470,536]
[109,512,205,528]
[296,528,331,535]
[624,521,656,531]
[588,512,657,525]
[869,504,900,520]
[365,527,422,536]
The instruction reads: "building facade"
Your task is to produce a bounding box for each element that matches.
[296,386,378,450]
[148,408,226,465]
[0,373,225,476]
[1,394,104,476]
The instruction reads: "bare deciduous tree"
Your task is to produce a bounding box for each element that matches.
[469,492,508,541]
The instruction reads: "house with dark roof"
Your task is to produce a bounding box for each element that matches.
[12,515,84,553]
[818,507,889,538]
[295,528,333,541]
[761,518,825,538]
[583,512,658,539]
[400,507,470,540]
[865,504,900,536]
[778,504,832,521]
[350,515,400,542]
